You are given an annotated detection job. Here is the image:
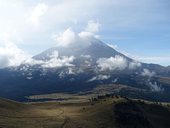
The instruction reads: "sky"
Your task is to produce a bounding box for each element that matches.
[0,0,170,66]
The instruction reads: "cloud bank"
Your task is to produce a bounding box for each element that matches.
[0,0,169,66]
[97,55,127,71]
[24,51,75,68]
[42,52,75,68]
[0,20,100,68]
[96,55,141,71]
[52,20,100,47]
[0,43,29,68]
[0,43,75,69]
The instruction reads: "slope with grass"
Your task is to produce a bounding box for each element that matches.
[0,96,170,128]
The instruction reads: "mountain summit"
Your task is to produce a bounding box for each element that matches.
[33,38,127,61]
[32,38,134,69]
[0,38,170,101]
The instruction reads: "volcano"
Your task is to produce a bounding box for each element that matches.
[0,37,170,101]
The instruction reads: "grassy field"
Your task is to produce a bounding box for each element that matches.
[27,84,143,102]
[0,96,170,128]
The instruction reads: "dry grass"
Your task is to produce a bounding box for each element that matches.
[0,97,119,128]
[1,96,170,128]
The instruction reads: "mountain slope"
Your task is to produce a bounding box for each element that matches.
[33,38,130,61]
[0,97,170,128]
[0,38,170,101]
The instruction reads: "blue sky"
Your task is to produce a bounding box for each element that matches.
[0,0,170,66]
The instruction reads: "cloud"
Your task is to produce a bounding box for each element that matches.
[78,31,100,39]
[87,74,110,82]
[111,47,170,67]
[52,28,76,47]
[0,39,141,71]
[97,55,127,71]
[96,55,141,71]
[52,20,101,47]
[24,51,75,68]
[24,58,44,66]
[77,20,101,39]
[129,61,141,70]
[118,51,170,67]
[0,43,29,68]
[0,0,169,67]
[0,30,23,44]
[28,3,48,26]
[42,53,75,68]
[85,20,101,33]
[97,74,110,80]
[80,54,91,58]
[106,43,142,70]
[67,68,75,75]
[112,78,118,83]
[141,69,155,77]
[0,0,168,67]
[148,81,163,92]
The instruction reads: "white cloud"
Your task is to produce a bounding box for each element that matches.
[24,51,75,68]
[87,76,97,82]
[148,81,163,92]
[68,68,75,75]
[96,55,142,71]
[24,58,44,66]
[112,78,118,83]
[106,44,142,70]
[110,47,170,67]
[129,61,141,70]
[85,20,101,33]
[51,19,102,47]
[87,74,110,82]
[0,30,23,44]
[97,55,127,71]
[42,56,75,68]
[77,20,101,39]
[28,3,48,26]
[0,43,30,68]
[97,74,110,80]
[80,54,91,58]
[141,69,155,77]
[52,21,101,47]
[0,0,168,66]
[0,43,75,69]
[52,28,76,47]
[78,31,100,39]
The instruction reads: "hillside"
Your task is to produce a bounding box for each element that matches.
[0,38,170,102]
[0,96,170,128]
